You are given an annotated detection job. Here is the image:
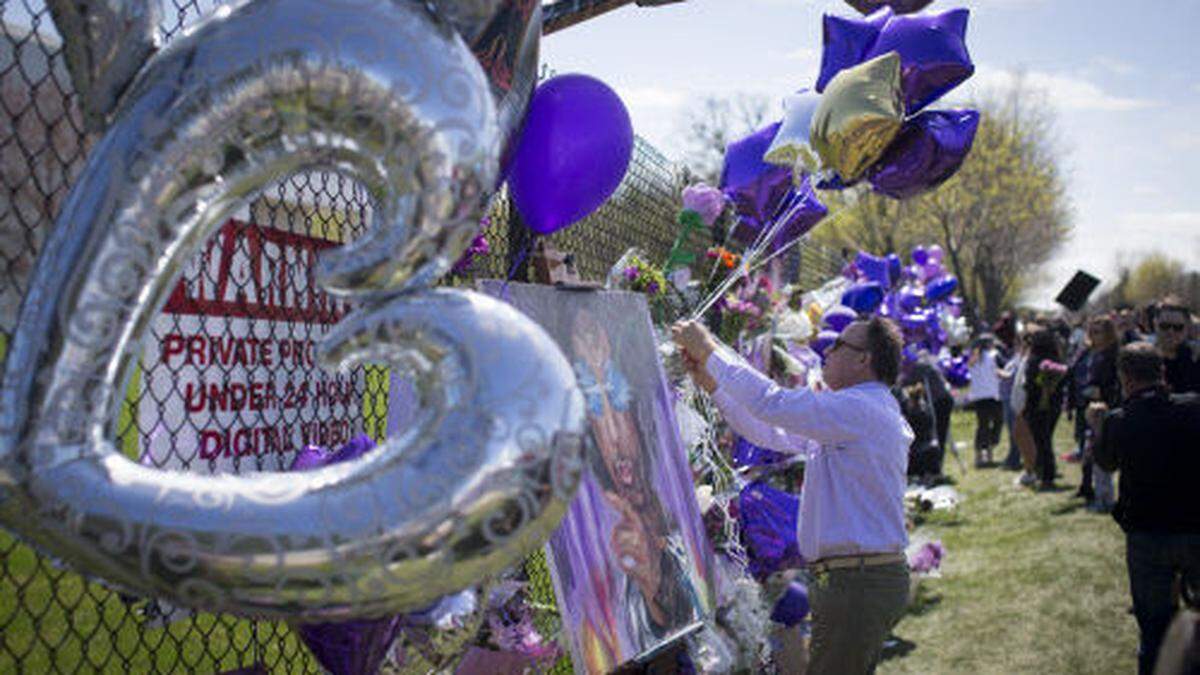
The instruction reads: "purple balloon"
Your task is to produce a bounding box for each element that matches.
[723,126,827,251]
[508,74,633,234]
[886,253,903,286]
[928,243,945,264]
[940,355,971,387]
[733,436,789,468]
[811,329,840,358]
[926,274,958,302]
[911,245,928,266]
[922,261,945,282]
[770,581,810,627]
[824,304,858,332]
[297,618,405,675]
[841,282,885,314]
[897,285,924,312]
[869,110,980,199]
[739,481,804,580]
[816,8,892,93]
[864,8,975,113]
[855,251,892,288]
[900,311,929,335]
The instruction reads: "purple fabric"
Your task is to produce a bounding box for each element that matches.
[732,436,790,468]
[770,581,810,627]
[870,109,980,199]
[738,481,804,580]
[864,8,975,113]
[816,8,892,93]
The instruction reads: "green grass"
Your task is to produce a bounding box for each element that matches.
[880,411,1138,674]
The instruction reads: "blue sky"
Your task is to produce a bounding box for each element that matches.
[542,0,1200,305]
[6,0,1196,305]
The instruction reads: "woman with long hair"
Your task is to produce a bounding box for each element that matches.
[1023,329,1068,490]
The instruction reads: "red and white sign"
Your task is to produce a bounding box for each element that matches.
[139,218,364,474]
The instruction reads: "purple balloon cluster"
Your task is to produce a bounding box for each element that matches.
[719,122,829,253]
[824,245,966,383]
[817,6,979,198]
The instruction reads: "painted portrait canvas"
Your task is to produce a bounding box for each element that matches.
[479,282,715,674]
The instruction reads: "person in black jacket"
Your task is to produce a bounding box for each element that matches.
[1156,303,1200,395]
[901,352,954,478]
[1090,342,1200,675]
[1024,329,1067,490]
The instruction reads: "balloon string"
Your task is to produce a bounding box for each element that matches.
[689,192,811,322]
[500,235,537,302]
[747,208,850,276]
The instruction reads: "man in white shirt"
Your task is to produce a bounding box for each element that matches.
[673,316,912,674]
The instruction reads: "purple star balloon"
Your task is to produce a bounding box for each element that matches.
[869,109,979,199]
[816,8,892,93]
[864,8,975,113]
[722,124,827,251]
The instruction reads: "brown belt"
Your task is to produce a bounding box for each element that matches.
[807,552,907,573]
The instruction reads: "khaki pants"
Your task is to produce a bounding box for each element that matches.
[807,562,910,675]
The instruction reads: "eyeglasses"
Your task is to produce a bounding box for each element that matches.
[1157,322,1186,332]
[830,335,868,354]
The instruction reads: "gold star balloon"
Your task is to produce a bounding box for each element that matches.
[811,51,905,183]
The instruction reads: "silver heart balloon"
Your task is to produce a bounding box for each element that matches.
[46,0,159,131]
[0,0,584,620]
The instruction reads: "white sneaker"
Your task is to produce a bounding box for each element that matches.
[1015,472,1037,487]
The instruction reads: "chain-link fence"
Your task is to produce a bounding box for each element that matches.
[0,2,844,672]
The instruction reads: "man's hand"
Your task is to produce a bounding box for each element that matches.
[1086,402,1108,430]
[683,353,717,394]
[671,320,717,366]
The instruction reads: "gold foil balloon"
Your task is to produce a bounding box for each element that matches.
[810,51,904,183]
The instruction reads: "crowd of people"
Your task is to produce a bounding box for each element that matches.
[672,296,1199,674]
[899,299,1199,496]
[900,297,1200,675]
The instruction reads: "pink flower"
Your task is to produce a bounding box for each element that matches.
[1038,359,1067,376]
[908,541,945,573]
[623,265,640,281]
[682,183,726,226]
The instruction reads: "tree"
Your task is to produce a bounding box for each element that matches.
[676,93,771,184]
[811,78,1072,326]
[1095,252,1198,311]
